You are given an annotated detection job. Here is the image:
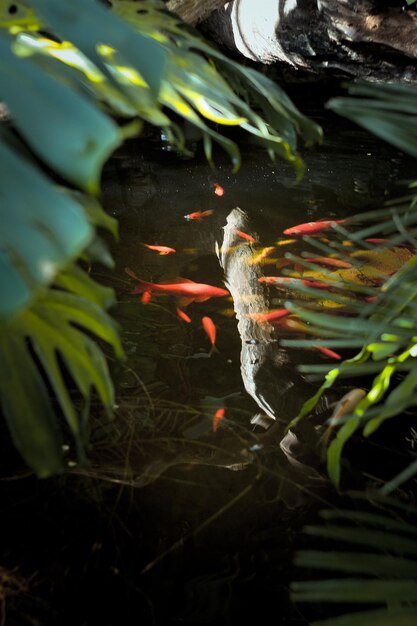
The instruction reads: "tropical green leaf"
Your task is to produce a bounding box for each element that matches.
[0,135,93,319]
[311,607,417,626]
[291,578,417,602]
[294,551,417,577]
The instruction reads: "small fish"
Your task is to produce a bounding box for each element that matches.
[247,247,276,266]
[305,256,352,269]
[184,210,213,221]
[330,388,367,423]
[213,407,225,432]
[141,291,152,304]
[314,345,342,360]
[276,238,297,246]
[125,268,229,303]
[247,309,290,324]
[176,307,191,323]
[213,183,224,197]
[143,244,176,255]
[235,229,256,243]
[202,316,218,355]
[283,219,347,236]
[259,276,330,289]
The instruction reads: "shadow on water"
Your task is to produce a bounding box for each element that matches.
[1,110,415,625]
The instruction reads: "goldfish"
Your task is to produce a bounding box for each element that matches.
[176,307,191,323]
[184,210,213,221]
[141,291,152,304]
[125,268,229,304]
[314,345,342,360]
[143,244,176,255]
[283,219,347,236]
[213,407,225,432]
[247,309,290,324]
[276,238,297,246]
[202,316,218,355]
[247,247,276,266]
[213,183,224,197]
[235,229,256,243]
[305,256,352,269]
[259,276,331,289]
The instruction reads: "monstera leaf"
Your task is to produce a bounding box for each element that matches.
[292,493,417,625]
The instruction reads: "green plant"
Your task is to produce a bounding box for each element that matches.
[277,82,417,490]
[0,0,321,476]
[292,492,417,625]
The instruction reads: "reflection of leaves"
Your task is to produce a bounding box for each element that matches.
[292,494,417,625]
[0,281,123,477]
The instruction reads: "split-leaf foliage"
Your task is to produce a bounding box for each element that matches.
[0,0,320,476]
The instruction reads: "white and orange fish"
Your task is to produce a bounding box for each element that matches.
[202,316,218,355]
[143,244,176,255]
[283,219,347,236]
[184,210,213,221]
[213,183,224,197]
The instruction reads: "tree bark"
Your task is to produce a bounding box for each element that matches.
[166,0,227,26]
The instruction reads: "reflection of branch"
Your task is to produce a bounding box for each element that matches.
[218,208,314,428]
[166,0,228,25]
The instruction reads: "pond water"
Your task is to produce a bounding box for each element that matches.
[1,100,415,625]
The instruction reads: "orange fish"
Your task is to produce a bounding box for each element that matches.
[283,219,347,236]
[314,345,342,360]
[141,291,152,304]
[212,407,225,432]
[184,210,213,221]
[202,316,218,355]
[259,276,330,289]
[248,309,290,324]
[235,229,256,243]
[144,244,176,255]
[176,307,191,323]
[305,256,352,269]
[213,183,224,197]
[125,268,229,303]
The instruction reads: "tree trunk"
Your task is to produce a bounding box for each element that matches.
[166,0,227,26]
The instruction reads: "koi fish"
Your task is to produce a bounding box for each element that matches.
[283,219,347,236]
[314,345,342,360]
[125,268,229,303]
[213,407,225,432]
[235,229,256,243]
[213,183,224,197]
[305,256,352,269]
[144,244,176,255]
[202,316,218,355]
[247,309,290,324]
[184,210,213,221]
[176,307,191,323]
[259,276,331,289]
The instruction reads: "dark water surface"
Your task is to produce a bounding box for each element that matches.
[1,108,414,625]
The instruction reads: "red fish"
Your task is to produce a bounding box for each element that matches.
[213,183,224,197]
[176,307,191,323]
[141,291,152,304]
[235,229,256,243]
[202,316,218,355]
[314,345,342,360]
[213,407,225,433]
[125,268,229,303]
[184,210,213,221]
[144,244,176,255]
[259,276,330,289]
[248,309,290,324]
[283,219,347,236]
[305,256,352,269]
